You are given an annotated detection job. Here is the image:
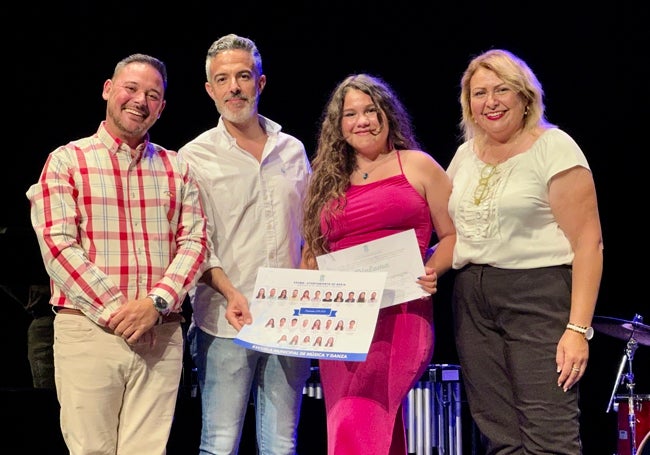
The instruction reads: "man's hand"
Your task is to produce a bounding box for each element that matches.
[108,297,159,346]
[225,291,252,331]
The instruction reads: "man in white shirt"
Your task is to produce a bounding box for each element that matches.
[179,34,312,455]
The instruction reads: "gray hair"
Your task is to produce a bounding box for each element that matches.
[113,53,167,91]
[205,33,263,81]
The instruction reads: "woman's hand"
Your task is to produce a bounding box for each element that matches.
[417,266,438,296]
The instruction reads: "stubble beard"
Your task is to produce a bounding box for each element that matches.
[216,96,258,124]
[109,105,151,141]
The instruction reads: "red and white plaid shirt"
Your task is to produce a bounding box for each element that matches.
[27,122,209,326]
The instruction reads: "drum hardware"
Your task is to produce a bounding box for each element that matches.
[637,432,649,455]
[404,364,464,455]
[593,313,649,455]
[593,314,650,348]
[614,395,650,455]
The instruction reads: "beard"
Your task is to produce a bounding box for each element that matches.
[107,104,152,141]
[216,93,258,124]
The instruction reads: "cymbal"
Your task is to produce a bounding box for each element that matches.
[592,316,650,346]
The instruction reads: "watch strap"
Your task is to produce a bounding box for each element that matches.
[566,322,593,340]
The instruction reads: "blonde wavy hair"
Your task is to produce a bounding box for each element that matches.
[459,49,555,142]
[302,74,420,265]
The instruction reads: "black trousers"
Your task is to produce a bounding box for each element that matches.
[27,314,55,389]
[452,264,582,455]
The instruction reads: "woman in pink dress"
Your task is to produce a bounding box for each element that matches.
[301,74,456,455]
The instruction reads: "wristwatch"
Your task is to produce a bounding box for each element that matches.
[149,294,171,316]
[566,322,594,341]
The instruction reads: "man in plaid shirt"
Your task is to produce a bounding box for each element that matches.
[26,53,209,455]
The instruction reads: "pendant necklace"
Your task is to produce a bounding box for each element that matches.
[357,151,393,180]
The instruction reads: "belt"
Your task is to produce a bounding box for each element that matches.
[54,307,84,316]
[54,307,184,324]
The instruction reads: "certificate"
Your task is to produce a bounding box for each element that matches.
[316,229,427,308]
[234,267,387,362]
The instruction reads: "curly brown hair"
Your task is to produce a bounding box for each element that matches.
[302,74,420,265]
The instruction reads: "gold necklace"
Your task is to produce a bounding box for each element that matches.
[473,132,526,204]
[473,163,498,205]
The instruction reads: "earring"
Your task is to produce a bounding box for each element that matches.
[524,105,530,117]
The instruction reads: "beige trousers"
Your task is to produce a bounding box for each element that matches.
[53,313,184,455]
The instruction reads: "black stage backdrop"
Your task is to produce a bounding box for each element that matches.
[2,2,646,454]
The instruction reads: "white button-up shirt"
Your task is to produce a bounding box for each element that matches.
[179,115,311,337]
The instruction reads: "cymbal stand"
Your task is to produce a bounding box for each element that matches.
[606,314,643,455]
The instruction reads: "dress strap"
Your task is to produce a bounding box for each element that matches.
[396,150,404,175]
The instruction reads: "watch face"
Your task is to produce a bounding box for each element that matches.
[585,327,594,340]
[154,296,168,311]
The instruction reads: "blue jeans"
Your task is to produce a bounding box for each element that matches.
[189,326,311,455]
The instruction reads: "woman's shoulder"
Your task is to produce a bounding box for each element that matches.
[399,149,443,170]
[528,127,589,175]
[399,149,450,194]
[531,127,584,157]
